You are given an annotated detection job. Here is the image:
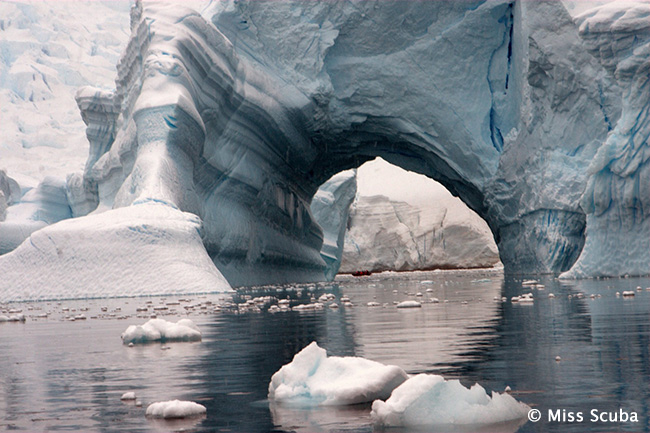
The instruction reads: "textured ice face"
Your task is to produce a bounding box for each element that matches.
[268,342,409,406]
[370,373,530,430]
[561,1,650,278]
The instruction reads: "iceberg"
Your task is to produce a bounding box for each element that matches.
[370,374,530,431]
[1,0,648,301]
[268,342,408,406]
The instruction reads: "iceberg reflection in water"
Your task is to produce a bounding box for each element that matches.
[1,270,650,432]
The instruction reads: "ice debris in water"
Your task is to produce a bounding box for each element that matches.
[396,300,422,308]
[268,342,408,406]
[121,392,136,400]
[146,400,206,419]
[121,318,201,344]
[371,373,531,429]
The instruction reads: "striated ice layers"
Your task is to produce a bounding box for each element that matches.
[268,342,408,406]
[0,0,649,301]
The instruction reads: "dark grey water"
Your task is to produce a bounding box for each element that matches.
[1,269,650,432]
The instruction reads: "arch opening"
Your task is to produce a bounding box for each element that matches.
[311,157,501,280]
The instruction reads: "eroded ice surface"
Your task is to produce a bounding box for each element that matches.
[370,373,530,430]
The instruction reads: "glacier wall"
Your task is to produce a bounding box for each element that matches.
[0,0,647,301]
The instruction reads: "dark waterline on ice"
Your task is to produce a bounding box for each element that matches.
[1,270,650,432]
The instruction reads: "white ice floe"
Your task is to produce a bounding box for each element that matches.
[371,373,530,429]
[268,342,408,406]
[121,392,136,401]
[396,300,422,309]
[146,400,207,419]
[121,318,201,344]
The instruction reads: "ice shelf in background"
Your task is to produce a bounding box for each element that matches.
[335,158,500,274]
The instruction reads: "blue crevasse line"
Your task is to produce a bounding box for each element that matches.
[486,3,513,154]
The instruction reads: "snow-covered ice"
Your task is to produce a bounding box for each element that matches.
[371,373,530,430]
[145,400,206,419]
[121,318,202,345]
[268,342,408,406]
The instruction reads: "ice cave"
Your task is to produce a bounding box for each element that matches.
[0,0,648,301]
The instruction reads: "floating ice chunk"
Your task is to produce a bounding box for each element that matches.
[268,342,408,406]
[146,400,206,418]
[121,392,136,400]
[292,303,324,311]
[396,301,422,309]
[371,374,530,430]
[121,318,201,344]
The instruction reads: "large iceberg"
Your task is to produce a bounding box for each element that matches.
[0,0,648,301]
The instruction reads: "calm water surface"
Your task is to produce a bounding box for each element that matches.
[1,269,650,432]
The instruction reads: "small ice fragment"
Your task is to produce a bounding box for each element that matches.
[555,356,561,362]
[121,392,136,400]
[146,400,206,418]
[396,301,422,309]
[121,318,201,344]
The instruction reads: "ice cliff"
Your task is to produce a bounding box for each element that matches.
[561,2,650,278]
[0,0,648,300]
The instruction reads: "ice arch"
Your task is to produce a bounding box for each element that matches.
[1,0,647,301]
